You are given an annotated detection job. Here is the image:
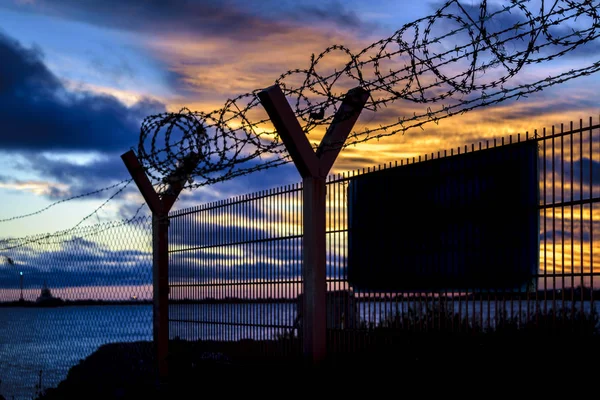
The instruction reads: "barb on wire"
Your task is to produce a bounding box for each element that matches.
[139,0,600,189]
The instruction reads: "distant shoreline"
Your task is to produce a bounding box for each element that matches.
[0,299,152,308]
[2,288,600,308]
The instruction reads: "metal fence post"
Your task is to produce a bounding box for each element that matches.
[302,175,327,361]
[258,85,368,364]
[121,150,199,384]
[152,212,169,380]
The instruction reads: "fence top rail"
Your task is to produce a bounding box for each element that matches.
[169,116,599,217]
[169,182,303,218]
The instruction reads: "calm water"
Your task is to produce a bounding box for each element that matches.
[1,301,598,399]
[0,305,152,400]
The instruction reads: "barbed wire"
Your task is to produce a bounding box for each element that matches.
[0,180,142,251]
[0,179,133,223]
[0,202,149,253]
[4,0,599,248]
[138,0,600,191]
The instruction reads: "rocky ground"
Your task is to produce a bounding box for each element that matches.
[34,333,600,399]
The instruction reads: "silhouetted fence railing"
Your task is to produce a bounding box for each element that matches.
[0,117,598,398]
[168,183,305,358]
[168,116,599,359]
[0,217,153,399]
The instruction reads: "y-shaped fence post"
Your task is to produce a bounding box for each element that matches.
[258,85,369,364]
[121,150,199,385]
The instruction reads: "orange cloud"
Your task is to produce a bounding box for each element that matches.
[0,180,69,197]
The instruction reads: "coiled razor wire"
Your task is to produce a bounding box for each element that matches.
[137,0,598,190]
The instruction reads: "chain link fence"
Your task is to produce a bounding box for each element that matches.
[1,116,599,396]
[0,217,153,399]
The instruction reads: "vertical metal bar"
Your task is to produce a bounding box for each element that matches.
[215,201,220,340]
[327,177,332,348]
[266,189,270,344]
[290,188,294,350]
[247,195,251,340]
[294,183,298,354]
[552,125,556,317]
[204,206,209,340]
[286,185,290,348]
[265,189,269,346]
[257,191,261,342]
[240,195,245,341]
[218,201,223,341]
[211,202,214,340]
[579,119,585,318]
[200,206,204,340]
[227,199,231,342]
[187,211,190,340]
[222,200,226,338]
[543,127,547,313]
[184,212,187,341]
[283,189,287,345]
[210,202,214,341]
[589,116,595,310]
[204,204,209,341]
[229,198,233,342]
[298,181,303,355]
[296,182,299,354]
[253,193,258,340]
[570,122,575,313]
[245,195,250,340]
[278,187,282,346]
[227,199,231,340]
[274,188,278,345]
[561,124,565,315]
[336,174,341,350]
[260,191,264,345]
[270,189,274,345]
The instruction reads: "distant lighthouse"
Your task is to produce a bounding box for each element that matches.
[36,281,63,306]
[19,271,23,302]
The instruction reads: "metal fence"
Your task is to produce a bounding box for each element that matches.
[0,116,598,397]
[0,216,153,399]
[168,116,599,360]
[168,183,305,359]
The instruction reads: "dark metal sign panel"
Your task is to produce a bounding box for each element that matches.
[348,141,540,292]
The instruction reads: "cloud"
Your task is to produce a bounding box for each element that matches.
[293,0,379,34]
[3,0,378,41]
[3,0,292,42]
[22,153,127,184]
[0,236,153,290]
[425,0,600,62]
[0,177,70,197]
[0,32,166,152]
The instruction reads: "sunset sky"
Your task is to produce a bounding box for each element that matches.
[0,0,597,240]
[0,0,598,299]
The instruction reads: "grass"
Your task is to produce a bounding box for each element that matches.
[29,302,600,398]
[364,300,599,336]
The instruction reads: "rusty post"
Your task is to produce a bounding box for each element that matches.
[258,85,368,364]
[121,150,199,384]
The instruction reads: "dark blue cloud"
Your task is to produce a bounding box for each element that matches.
[0,236,153,291]
[0,32,165,152]
[0,29,301,208]
[22,153,129,184]
[426,0,600,61]
[1,0,376,40]
[1,0,291,42]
